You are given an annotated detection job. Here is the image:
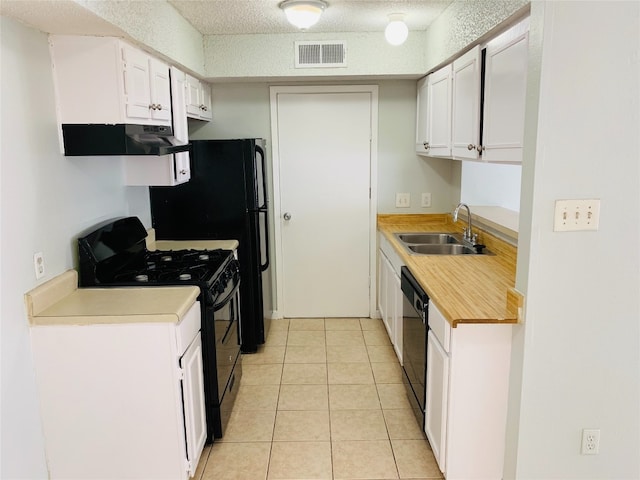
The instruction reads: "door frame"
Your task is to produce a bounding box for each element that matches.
[269,85,379,319]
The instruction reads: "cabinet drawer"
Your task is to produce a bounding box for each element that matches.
[429,301,450,353]
[176,302,201,355]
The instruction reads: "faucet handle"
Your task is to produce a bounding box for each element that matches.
[471,233,478,244]
[462,227,469,239]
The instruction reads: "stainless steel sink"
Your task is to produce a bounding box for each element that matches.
[396,233,461,244]
[393,232,491,256]
[408,244,478,255]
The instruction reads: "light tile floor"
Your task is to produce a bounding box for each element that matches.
[194,317,443,480]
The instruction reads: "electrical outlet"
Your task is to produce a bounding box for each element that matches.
[581,429,600,455]
[421,193,432,208]
[34,252,45,280]
[554,199,600,231]
[395,193,411,208]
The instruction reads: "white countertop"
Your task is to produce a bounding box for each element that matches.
[26,270,200,326]
[146,228,239,252]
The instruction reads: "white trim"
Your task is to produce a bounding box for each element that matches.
[269,85,379,318]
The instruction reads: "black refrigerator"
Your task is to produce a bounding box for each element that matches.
[149,139,270,353]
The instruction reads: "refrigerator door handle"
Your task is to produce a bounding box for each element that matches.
[259,208,270,272]
[255,143,268,210]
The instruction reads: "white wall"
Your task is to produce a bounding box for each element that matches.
[505,2,640,478]
[0,17,150,478]
[75,0,205,75]
[460,162,522,212]
[423,0,529,73]
[204,31,427,80]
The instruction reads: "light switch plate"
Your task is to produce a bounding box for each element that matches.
[554,199,600,232]
[396,193,410,208]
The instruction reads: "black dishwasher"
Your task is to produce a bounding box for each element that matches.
[401,266,429,429]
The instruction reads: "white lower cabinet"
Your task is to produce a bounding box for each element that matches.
[425,329,449,470]
[378,234,403,363]
[31,302,206,479]
[425,301,512,479]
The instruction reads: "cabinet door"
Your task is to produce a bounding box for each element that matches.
[379,253,394,341]
[185,74,202,117]
[415,76,430,155]
[391,268,402,364]
[180,334,206,478]
[122,44,152,121]
[149,57,172,123]
[170,67,190,185]
[378,251,387,321]
[199,82,213,120]
[425,330,449,474]
[427,64,452,157]
[451,46,481,159]
[482,22,529,163]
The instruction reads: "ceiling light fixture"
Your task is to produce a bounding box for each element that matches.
[385,13,409,46]
[279,0,328,30]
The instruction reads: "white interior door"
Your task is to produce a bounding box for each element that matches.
[271,87,376,318]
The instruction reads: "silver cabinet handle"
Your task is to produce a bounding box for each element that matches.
[477,145,485,153]
[423,142,430,151]
[283,212,292,221]
[467,144,475,151]
[179,169,187,175]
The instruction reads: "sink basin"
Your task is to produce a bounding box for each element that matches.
[393,232,491,256]
[396,233,461,244]
[408,244,478,255]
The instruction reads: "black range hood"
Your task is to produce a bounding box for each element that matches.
[61,124,191,156]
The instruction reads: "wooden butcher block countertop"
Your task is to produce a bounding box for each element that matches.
[378,214,521,327]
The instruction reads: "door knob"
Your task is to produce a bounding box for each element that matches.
[283,212,292,221]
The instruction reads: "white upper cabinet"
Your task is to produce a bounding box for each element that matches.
[185,74,212,121]
[199,82,213,120]
[428,64,453,157]
[451,46,482,160]
[416,65,452,157]
[50,36,172,126]
[148,57,172,123]
[124,66,191,186]
[415,17,529,164]
[481,19,529,163]
[415,76,429,154]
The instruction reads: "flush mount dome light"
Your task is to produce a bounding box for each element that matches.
[385,13,409,46]
[279,0,328,30]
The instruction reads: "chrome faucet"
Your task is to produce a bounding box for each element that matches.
[453,203,477,245]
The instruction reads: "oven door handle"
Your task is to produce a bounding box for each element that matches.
[213,278,241,311]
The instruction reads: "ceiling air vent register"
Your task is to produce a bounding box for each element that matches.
[295,41,347,68]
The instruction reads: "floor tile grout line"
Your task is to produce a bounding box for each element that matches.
[222,317,435,480]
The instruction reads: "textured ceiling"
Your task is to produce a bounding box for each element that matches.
[168,0,454,35]
[0,0,453,37]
